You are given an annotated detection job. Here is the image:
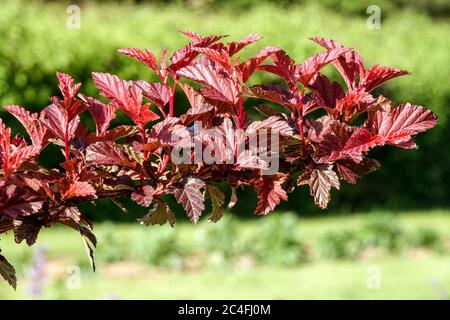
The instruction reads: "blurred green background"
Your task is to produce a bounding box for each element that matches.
[0,0,449,299]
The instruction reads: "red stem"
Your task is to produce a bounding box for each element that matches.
[237,97,244,129]
[295,87,306,156]
[169,82,176,117]
[64,123,73,177]
[159,153,170,174]
[140,126,148,160]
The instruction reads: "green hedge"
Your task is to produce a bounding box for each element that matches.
[1,0,449,218]
[43,0,450,17]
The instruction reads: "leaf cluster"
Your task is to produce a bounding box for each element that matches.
[0,31,437,288]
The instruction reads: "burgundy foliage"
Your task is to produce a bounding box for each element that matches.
[0,32,437,289]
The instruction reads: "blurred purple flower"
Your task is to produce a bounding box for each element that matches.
[27,245,48,299]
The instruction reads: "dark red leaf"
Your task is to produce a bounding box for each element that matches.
[146,117,191,151]
[254,177,288,215]
[206,184,225,223]
[139,201,176,227]
[242,84,298,110]
[179,83,207,108]
[336,158,380,184]
[89,125,138,143]
[13,216,42,246]
[308,74,345,109]
[0,252,16,290]
[0,185,44,219]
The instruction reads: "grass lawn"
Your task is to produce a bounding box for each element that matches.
[0,209,449,299]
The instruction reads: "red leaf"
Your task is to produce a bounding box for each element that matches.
[258,50,297,88]
[371,103,437,148]
[137,103,160,124]
[0,120,40,179]
[224,33,261,56]
[60,207,83,222]
[299,164,340,209]
[54,72,85,120]
[359,64,409,92]
[92,72,129,103]
[193,47,232,72]
[82,96,116,135]
[56,72,81,100]
[169,34,227,73]
[134,81,170,110]
[86,141,135,168]
[254,177,288,215]
[242,84,298,110]
[315,123,379,163]
[4,105,49,146]
[236,150,269,170]
[178,30,205,41]
[178,64,239,104]
[238,46,281,83]
[9,145,40,173]
[311,38,365,90]
[131,185,155,207]
[174,177,205,224]
[296,47,350,85]
[180,104,214,125]
[308,74,345,109]
[246,115,294,137]
[92,73,159,125]
[41,104,80,141]
[118,48,159,72]
[0,119,11,159]
[336,89,374,115]
[62,181,97,200]
[179,83,207,108]
[89,125,138,143]
[146,117,191,150]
